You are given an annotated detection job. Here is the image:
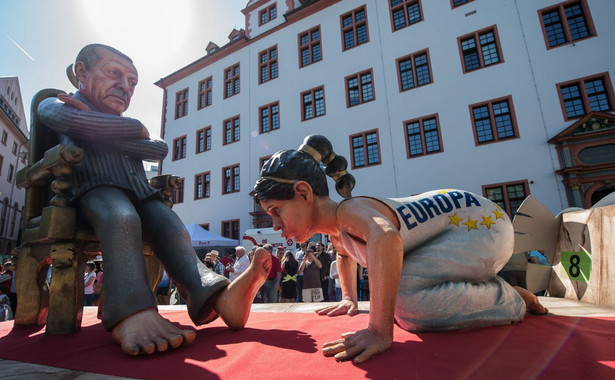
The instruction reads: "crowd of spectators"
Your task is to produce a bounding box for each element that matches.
[0,260,16,321]
[2,239,371,320]
[155,241,371,306]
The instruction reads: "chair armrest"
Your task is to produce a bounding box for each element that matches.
[18,144,83,225]
[149,174,182,208]
[16,144,83,189]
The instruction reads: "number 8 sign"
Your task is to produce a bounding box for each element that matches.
[560,251,592,283]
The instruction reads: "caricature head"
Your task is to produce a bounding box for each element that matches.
[252,135,355,202]
[252,135,355,242]
[74,43,138,115]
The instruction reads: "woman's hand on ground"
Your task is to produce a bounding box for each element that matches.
[322,327,392,364]
[315,299,358,316]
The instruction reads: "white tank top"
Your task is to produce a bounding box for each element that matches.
[337,189,511,267]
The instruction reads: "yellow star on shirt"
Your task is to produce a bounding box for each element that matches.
[480,215,496,229]
[462,217,478,231]
[493,208,504,220]
[448,213,463,227]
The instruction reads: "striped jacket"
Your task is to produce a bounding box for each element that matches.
[37,91,168,201]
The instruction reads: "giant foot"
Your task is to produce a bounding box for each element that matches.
[111,308,196,356]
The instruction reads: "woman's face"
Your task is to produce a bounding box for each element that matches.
[261,196,314,243]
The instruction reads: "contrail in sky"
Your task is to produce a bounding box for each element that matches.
[4,32,35,61]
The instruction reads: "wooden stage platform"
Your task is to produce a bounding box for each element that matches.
[1,298,614,379]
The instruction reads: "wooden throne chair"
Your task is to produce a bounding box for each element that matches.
[10,88,181,334]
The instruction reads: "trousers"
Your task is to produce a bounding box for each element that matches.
[263,278,278,303]
[79,186,229,330]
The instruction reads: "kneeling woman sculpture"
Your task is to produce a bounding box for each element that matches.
[251,135,547,364]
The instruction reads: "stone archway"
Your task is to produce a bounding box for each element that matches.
[590,186,615,206]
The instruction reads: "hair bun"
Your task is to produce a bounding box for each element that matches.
[299,135,354,199]
[300,135,333,164]
[328,155,355,198]
[335,173,355,199]
[324,155,347,179]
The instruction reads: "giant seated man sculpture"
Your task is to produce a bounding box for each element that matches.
[11,44,270,356]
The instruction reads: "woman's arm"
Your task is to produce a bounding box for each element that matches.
[322,198,403,364]
[312,255,322,269]
[298,259,308,273]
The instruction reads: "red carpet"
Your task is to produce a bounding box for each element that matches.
[1,308,614,379]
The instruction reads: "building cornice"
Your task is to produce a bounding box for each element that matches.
[555,162,615,176]
[548,111,615,144]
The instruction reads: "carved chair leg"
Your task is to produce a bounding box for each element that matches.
[46,243,85,335]
[13,247,49,326]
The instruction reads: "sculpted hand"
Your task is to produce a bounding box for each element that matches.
[316,299,358,317]
[322,327,392,364]
[140,124,150,139]
[58,94,91,111]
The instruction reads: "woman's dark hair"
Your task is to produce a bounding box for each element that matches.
[282,251,298,272]
[252,135,355,201]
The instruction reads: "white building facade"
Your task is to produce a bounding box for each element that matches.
[156,0,615,241]
[0,77,28,256]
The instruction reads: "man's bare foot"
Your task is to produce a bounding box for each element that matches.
[111,308,196,356]
[514,286,549,314]
[214,248,271,329]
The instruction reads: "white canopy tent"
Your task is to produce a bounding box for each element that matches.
[185,224,238,248]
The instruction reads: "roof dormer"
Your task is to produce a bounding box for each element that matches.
[228,28,246,43]
[206,41,219,55]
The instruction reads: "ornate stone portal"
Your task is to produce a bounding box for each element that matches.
[549,111,615,208]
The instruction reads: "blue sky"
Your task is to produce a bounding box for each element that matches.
[0,0,247,137]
